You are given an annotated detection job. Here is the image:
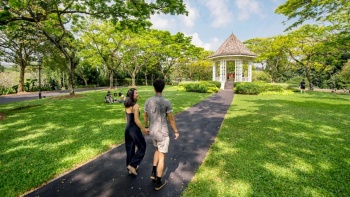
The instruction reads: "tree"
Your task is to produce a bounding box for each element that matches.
[121,29,160,86]
[176,46,213,81]
[283,25,338,89]
[275,0,350,52]
[340,60,350,83]
[151,31,193,81]
[275,0,350,32]
[245,36,291,83]
[0,22,44,92]
[0,0,187,95]
[78,20,128,89]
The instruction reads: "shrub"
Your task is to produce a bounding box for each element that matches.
[234,82,290,95]
[234,82,262,95]
[0,86,16,95]
[252,70,272,83]
[206,81,221,88]
[182,81,219,93]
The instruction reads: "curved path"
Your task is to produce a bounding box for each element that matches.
[24,82,234,197]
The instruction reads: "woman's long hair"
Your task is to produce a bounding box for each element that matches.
[124,88,137,108]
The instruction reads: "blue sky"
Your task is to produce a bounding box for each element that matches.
[150,0,292,51]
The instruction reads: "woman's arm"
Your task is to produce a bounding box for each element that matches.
[133,104,149,134]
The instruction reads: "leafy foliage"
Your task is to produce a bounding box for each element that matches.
[234,82,288,95]
[181,81,219,93]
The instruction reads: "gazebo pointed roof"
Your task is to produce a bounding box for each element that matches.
[209,33,256,59]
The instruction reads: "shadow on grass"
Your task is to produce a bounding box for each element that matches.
[185,92,350,196]
[21,88,229,197]
[0,86,215,197]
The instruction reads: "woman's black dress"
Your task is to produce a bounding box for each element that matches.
[124,112,146,168]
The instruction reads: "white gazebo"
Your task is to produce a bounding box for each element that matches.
[209,33,256,89]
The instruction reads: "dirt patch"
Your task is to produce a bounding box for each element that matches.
[0,112,5,121]
[49,94,85,100]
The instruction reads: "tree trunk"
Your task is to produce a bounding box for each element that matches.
[18,63,26,93]
[83,78,88,86]
[109,70,114,89]
[68,61,75,95]
[131,73,136,87]
[144,72,148,86]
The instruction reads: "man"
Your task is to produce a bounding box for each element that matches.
[144,79,179,191]
[300,79,306,93]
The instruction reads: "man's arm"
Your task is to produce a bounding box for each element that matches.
[167,112,179,139]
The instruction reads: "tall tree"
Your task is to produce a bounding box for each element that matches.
[152,31,192,80]
[176,46,213,81]
[0,22,44,92]
[283,25,336,89]
[0,0,187,95]
[275,0,350,51]
[78,20,127,89]
[121,29,160,86]
[245,36,291,83]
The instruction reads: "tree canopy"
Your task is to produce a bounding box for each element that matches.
[0,0,188,94]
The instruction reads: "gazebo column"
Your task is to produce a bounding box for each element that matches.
[219,60,226,89]
[235,60,242,82]
[212,62,216,81]
[248,61,253,82]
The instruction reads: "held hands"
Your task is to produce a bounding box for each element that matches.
[144,127,150,135]
[174,131,179,139]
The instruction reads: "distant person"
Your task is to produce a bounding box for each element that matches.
[113,93,118,102]
[144,79,179,191]
[124,88,149,175]
[105,90,113,103]
[300,79,306,93]
[117,92,125,103]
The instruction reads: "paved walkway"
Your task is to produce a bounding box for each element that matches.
[22,82,234,197]
[0,87,108,105]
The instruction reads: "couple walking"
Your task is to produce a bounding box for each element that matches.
[123,79,179,191]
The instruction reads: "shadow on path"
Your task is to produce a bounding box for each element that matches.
[24,82,234,197]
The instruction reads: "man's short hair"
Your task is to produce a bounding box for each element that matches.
[153,79,165,93]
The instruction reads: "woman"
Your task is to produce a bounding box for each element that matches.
[124,88,148,175]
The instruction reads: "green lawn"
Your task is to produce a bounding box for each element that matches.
[182,92,350,197]
[0,86,212,197]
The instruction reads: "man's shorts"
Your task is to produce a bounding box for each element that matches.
[153,137,170,153]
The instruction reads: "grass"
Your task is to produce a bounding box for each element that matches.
[182,91,350,197]
[0,85,213,197]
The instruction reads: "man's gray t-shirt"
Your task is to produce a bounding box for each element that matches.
[144,94,173,142]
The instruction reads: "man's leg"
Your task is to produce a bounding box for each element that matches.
[156,152,165,177]
[151,149,159,182]
[155,151,167,190]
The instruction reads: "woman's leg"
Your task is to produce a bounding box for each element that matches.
[129,131,146,167]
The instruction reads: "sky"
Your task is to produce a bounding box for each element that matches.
[150,0,292,52]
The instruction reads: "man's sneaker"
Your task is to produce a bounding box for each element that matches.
[127,165,138,175]
[150,172,156,183]
[155,180,167,191]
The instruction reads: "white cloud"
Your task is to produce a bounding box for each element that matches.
[204,0,233,28]
[235,0,262,21]
[189,33,221,51]
[190,33,209,49]
[180,3,199,28]
[150,14,176,30]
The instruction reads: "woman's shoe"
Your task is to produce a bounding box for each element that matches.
[127,165,138,175]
